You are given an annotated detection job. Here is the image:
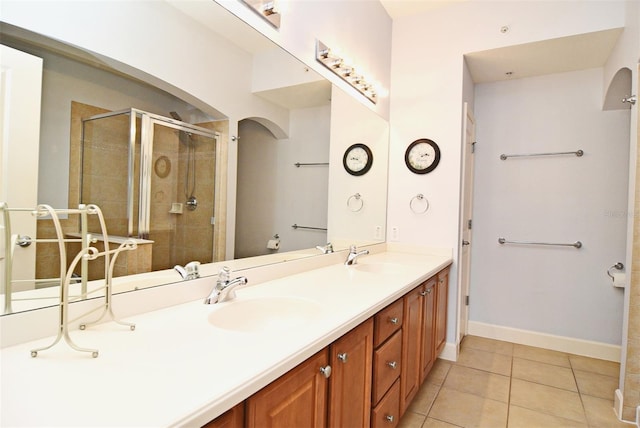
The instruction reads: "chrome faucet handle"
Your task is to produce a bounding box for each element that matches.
[217,266,231,284]
[185,261,200,279]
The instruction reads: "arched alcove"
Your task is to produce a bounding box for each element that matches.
[244,116,289,139]
[603,67,632,110]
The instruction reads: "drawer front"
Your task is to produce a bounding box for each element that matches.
[372,330,402,404]
[374,299,403,347]
[371,379,400,428]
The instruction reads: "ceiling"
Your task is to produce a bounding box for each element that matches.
[170,0,623,86]
[379,0,465,19]
[465,29,623,83]
[379,0,623,84]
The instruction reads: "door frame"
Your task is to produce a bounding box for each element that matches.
[456,102,476,351]
[0,46,43,293]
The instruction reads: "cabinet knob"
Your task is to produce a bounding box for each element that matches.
[319,365,332,378]
[385,415,395,423]
[337,352,348,363]
[387,361,398,369]
[389,317,399,325]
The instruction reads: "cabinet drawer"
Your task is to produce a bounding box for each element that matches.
[371,379,400,428]
[372,330,402,404]
[374,299,403,347]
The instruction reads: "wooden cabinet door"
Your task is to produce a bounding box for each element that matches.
[246,349,329,428]
[328,318,374,428]
[420,277,437,383]
[400,285,423,414]
[202,403,244,428]
[435,268,449,356]
[371,379,400,428]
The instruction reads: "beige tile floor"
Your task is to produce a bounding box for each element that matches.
[399,335,629,428]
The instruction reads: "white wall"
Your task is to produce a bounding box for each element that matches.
[389,0,628,348]
[328,87,389,245]
[235,105,330,258]
[216,0,392,120]
[471,68,629,345]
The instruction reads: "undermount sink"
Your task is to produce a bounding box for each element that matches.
[352,262,405,275]
[207,296,324,333]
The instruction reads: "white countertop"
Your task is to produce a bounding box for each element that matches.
[0,249,451,427]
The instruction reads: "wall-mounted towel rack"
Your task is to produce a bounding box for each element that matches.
[291,224,328,231]
[500,149,583,160]
[498,237,582,249]
[294,162,329,167]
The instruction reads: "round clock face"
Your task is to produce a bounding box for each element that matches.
[343,143,373,176]
[405,139,441,174]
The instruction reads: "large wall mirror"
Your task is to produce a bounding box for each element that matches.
[0,0,389,316]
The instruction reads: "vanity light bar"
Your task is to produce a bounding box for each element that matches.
[315,40,377,104]
[239,0,281,28]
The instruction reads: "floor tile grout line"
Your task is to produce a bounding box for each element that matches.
[506,353,513,427]
[412,338,621,428]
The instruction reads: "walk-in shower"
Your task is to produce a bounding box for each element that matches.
[81,108,218,272]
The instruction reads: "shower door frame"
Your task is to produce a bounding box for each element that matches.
[81,107,219,241]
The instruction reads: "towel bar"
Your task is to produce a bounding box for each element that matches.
[498,237,582,249]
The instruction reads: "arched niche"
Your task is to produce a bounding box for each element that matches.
[243,116,289,139]
[603,67,632,110]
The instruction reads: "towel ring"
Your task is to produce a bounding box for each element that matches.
[347,193,364,212]
[410,194,429,214]
[607,262,624,280]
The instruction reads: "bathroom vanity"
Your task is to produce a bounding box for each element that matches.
[0,245,451,427]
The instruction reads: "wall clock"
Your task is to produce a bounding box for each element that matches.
[405,138,441,174]
[343,143,373,176]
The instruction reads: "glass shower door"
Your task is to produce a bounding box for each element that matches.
[82,109,218,274]
[145,118,217,271]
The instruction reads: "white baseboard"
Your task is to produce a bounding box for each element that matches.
[438,341,457,362]
[615,389,624,419]
[468,321,621,362]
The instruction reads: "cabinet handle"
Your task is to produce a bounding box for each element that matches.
[420,290,428,296]
[387,361,398,369]
[385,415,395,423]
[337,353,348,363]
[319,365,332,378]
[389,317,399,325]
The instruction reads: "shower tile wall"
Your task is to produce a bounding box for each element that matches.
[177,130,215,266]
[149,124,178,271]
[36,102,144,281]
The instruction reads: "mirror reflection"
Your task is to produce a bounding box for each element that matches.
[0,1,388,316]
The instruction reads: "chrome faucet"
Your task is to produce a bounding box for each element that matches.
[204,266,248,304]
[316,242,334,254]
[174,261,200,280]
[344,245,369,265]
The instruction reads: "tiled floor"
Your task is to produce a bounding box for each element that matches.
[399,335,629,428]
